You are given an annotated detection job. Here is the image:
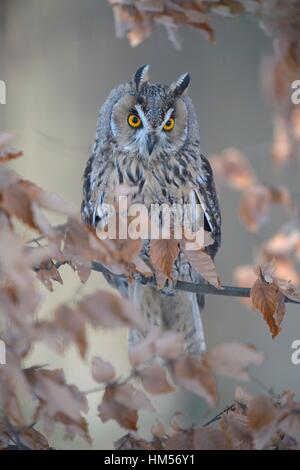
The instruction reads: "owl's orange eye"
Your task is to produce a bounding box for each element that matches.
[163,117,175,132]
[128,114,142,128]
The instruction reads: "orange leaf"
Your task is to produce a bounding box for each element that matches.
[184,248,220,287]
[150,238,179,279]
[250,277,286,338]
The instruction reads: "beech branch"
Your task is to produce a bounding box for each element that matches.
[90,261,300,306]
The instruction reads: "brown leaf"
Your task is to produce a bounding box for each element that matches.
[234,264,257,306]
[172,355,217,406]
[250,276,286,338]
[19,428,50,450]
[206,343,264,381]
[211,148,257,190]
[0,133,23,163]
[193,427,232,450]
[138,365,175,395]
[239,185,272,232]
[165,429,194,450]
[0,180,75,233]
[78,289,144,331]
[36,259,63,292]
[234,386,254,407]
[114,432,154,450]
[184,248,220,287]
[151,420,166,440]
[220,412,253,450]
[272,114,291,166]
[264,230,300,256]
[275,278,300,303]
[128,327,160,367]
[150,238,179,279]
[248,395,279,449]
[26,368,88,422]
[99,383,154,430]
[26,368,90,441]
[154,331,185,361]
[279,405,300,443]
[91,356,116,384]
[54,305,87,359]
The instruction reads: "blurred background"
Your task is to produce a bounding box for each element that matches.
[0,0,299,450]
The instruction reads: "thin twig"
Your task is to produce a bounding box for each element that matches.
[89,261,300,305]
[203,403,236,427]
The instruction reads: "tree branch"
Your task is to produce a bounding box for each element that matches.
[90,261,300,305]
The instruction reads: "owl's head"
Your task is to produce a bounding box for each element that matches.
[110,65,194,158]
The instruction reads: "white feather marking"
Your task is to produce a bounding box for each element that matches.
[194,188,214,233]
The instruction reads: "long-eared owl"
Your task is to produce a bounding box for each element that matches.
[82,65,221,356]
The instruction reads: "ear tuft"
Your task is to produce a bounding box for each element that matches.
[170,73,191,96]
[134,65,150,92]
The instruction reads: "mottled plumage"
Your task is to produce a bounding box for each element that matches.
[82,66,221,356]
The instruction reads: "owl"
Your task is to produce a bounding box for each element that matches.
[82,65,221,356]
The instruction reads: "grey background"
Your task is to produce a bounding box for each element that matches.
[0,0,299,449]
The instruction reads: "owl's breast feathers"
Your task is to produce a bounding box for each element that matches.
[82,142,221,261]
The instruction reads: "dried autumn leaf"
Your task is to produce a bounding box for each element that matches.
[128,327,161,367]
[130,255,153,278]
[19,428,49,450]
[275,278,300,303]
[211,148,257,190]
[99,382,154,430]
[26,368,88,422]
[220,412,253,450]
[114,433,154,450]
[264,227,300,256]
[36,259,63,292]
[54,305,87,359]
[279,405,300,443]
[154,331,185,361]
[234,264,257,306]
[250,276,286,338]
[151,420,166,440]
[91,356,116,384]
[165,429,194,450]
[184,248,220,287]
[150,238,179,279]
[109,0,260,49]
[239,185,272,232]
[269,186,292,208]
[172,355,217,406]
[248,395,279,449]
[0,133,23,162]
[272,114,291,166]
[137,365,175,395]
[0,180,76,233]
[78,289,144,331]
[193,427,232,450]
[273,258,300,286]
[0,148,22,163]
[234,386,254,407]
[0,228,36,294]
[206,343,264,381]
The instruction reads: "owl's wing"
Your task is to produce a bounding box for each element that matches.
[192,153,221,260]
[81,150,130,297]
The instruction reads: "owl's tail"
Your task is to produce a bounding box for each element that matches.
[128,284,206,356]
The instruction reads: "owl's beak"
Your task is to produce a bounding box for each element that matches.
[146,133,157,155]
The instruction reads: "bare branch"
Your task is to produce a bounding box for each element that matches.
[90,261,300,306]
